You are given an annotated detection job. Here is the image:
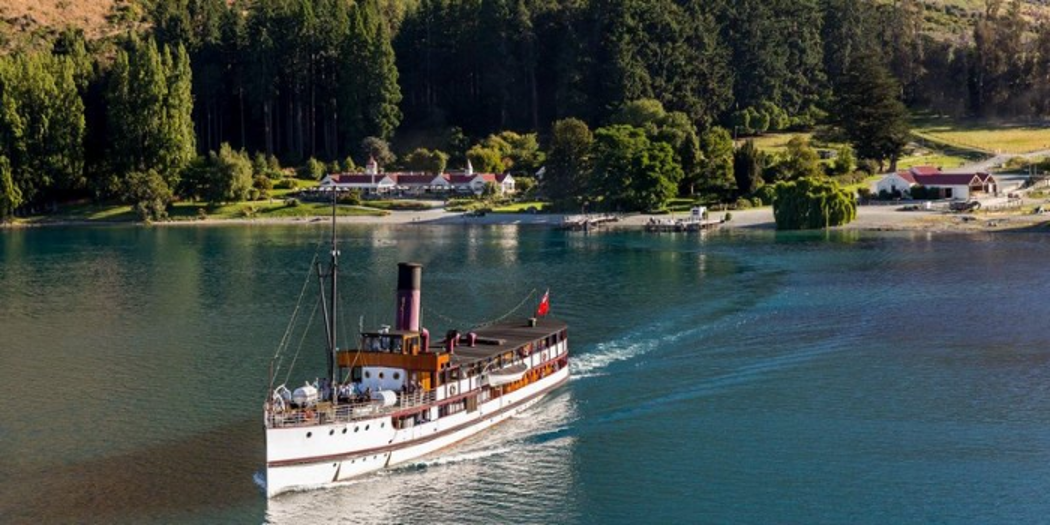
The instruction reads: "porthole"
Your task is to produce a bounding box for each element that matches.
[393,372,400,380]
[306,432,312,438]
[354,426,359,432]
[329,429,335,436]
[365,424,370,431]
[342,428,348,434]
[365,371,371,379]
[381,422,385,428]
[379,372,385,379]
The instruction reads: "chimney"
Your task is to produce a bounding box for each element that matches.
[396,262,422,332]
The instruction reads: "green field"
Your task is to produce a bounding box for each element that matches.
[35,199,388,223]
[491,201,548,213]
[897,153,969,170]
[747,133,845,154]
[912,116,1050,155]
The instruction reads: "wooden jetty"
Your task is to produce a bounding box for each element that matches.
[644,216,724,233]
[560,214,619,231]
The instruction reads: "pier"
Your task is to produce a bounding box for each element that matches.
[644,216,724,233]
[560,214,620,231]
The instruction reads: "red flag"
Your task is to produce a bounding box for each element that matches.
[536,289,550,317]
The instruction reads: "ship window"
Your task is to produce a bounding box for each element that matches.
[393,372,400,380]
[306,432,312,438]
[354,426,359,432]
[329,429,335,436]
[365,425,370,431]
[342,428,347,434]
[381,422,385,428]
[365,371,371,379]
[379,372,385,379]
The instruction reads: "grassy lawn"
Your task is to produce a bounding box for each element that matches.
[42,198,387,223]
[912,115,1050,155]
[897,153,970,170]
[837,174,882,194]
[491,201,548,213]
[362,199,436,211]
[747,132,813,154]
[745,132,848,155]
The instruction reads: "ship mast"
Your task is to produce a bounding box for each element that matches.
[316,189,339,402]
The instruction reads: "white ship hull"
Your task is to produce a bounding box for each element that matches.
[265,360,569,497]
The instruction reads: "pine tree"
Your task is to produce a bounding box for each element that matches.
[365,0,403,141]
[733,140,765,197]
[107,37,195,193]
[0,52,85,205]
[544,118,593,211]
[836,51,909,172]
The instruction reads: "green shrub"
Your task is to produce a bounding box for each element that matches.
[733,197,752,210]
[273,178,297,190]
[298,157,327,180]
[725,212,733,222]
[337,190,362,206]
[285,198,300,207]
[754,185,776,205]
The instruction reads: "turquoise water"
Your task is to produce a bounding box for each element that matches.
[3,225,1050,524]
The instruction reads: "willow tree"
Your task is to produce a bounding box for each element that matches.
[772,177,856,230]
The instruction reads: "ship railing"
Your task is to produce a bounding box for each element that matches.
[265,389,438,428]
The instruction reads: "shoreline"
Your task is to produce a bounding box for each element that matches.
[3,206,1049,234]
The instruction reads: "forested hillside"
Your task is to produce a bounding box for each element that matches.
[1,0,1049,220]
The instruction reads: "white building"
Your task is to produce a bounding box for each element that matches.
[874,166,998,200]
[319,174,397,195]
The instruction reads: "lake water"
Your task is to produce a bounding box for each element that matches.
[3,225,1050,524]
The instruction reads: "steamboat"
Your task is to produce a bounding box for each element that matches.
[263,204,569,498]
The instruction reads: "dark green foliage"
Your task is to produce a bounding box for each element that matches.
[543,118,593,211]
[0,156,21,220]
[403,148,449,174]
[273,178,297,190]
[832,145,856,175]
[300,158,328,180]
[183,143,254,204]
[772,137,822,181]
[467,145,505,174]
[124,170,174,221]
[360,137,395,168]
[699,127,735,198]
[909,185,932,200]
[734,140,766,197]
[514,176,537,197]
[591,125,681,212]
[773,177,857,230]
[8,0,1050,217]
[337,190,362,205]
[253,174,274,199]
[835,51,910,171]
[106,37,195,192]
[0,51,85,206]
